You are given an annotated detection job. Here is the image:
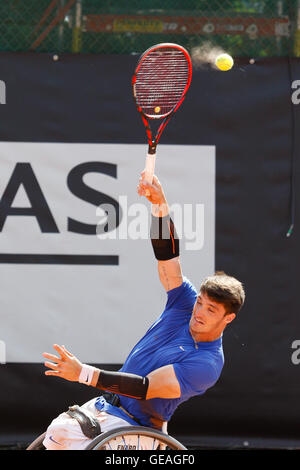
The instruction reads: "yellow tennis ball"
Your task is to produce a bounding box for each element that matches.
[154,106,161,114]
[215,53,234,71]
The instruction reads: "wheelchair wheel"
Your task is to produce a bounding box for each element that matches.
[26,432,46,450]
[85,426,187,450]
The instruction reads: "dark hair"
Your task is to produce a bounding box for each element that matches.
[200,271,245,315]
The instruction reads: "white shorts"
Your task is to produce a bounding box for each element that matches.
[43,398,155,450]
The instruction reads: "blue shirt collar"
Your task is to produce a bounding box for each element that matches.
[185,324,223,348]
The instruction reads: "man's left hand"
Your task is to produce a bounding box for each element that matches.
[43,344,83,382]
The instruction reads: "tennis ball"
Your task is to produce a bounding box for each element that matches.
[215,53,234,71]
[154,106,161,114]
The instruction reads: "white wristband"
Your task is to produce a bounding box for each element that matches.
[78,364,97,386]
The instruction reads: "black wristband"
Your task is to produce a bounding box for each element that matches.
[150,215,179,260]
[96,370,149,400]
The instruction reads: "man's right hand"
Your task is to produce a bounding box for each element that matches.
[137,172,169,217]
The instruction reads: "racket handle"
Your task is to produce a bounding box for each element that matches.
[144,153,156,196]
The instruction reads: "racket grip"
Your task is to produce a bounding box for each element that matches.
[144,153,156,195]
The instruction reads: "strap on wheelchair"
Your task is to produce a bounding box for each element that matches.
[101,391,165,430]
[101,391,120,407]
[100,391,143,425]
[66,405,101,439]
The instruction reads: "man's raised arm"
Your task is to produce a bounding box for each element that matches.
[137,174,183,292]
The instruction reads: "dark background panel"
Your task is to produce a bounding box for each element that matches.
[0,363,120,445]
[0,53,300,447]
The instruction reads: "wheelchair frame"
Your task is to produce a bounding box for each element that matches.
[26,425,187,450]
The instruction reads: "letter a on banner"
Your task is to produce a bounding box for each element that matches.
[0,163,59,232]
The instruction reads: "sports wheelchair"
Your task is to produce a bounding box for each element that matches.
[27,425,187,450]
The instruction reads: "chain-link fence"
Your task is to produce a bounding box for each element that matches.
[1,0,300,57]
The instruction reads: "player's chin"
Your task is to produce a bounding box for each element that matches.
[190,317,205,332]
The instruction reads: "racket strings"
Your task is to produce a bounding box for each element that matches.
[135,49,190,117]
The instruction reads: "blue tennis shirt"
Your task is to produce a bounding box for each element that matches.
[95,277,224,428]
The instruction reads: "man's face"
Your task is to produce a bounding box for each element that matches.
[189,291,234,337]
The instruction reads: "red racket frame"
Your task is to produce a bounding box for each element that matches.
[132,43,192,154]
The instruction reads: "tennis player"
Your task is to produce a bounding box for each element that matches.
[42,174,245,450]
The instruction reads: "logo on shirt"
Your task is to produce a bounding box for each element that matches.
[179,346,185,351]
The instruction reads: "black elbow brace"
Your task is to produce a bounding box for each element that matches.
[150,215,179,260]
[96,370,149,400]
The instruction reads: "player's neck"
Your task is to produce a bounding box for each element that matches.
[189,327,223,343]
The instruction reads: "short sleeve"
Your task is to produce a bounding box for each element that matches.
[165,276,197,311]
[173,360,218,397]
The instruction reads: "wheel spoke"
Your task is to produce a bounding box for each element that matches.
[122,435,128,450]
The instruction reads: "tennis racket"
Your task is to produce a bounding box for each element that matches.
[132,43,192,194]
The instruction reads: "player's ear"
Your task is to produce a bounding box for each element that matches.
[224,313,236,324]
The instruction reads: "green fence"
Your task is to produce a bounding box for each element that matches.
[1,0,300,57]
